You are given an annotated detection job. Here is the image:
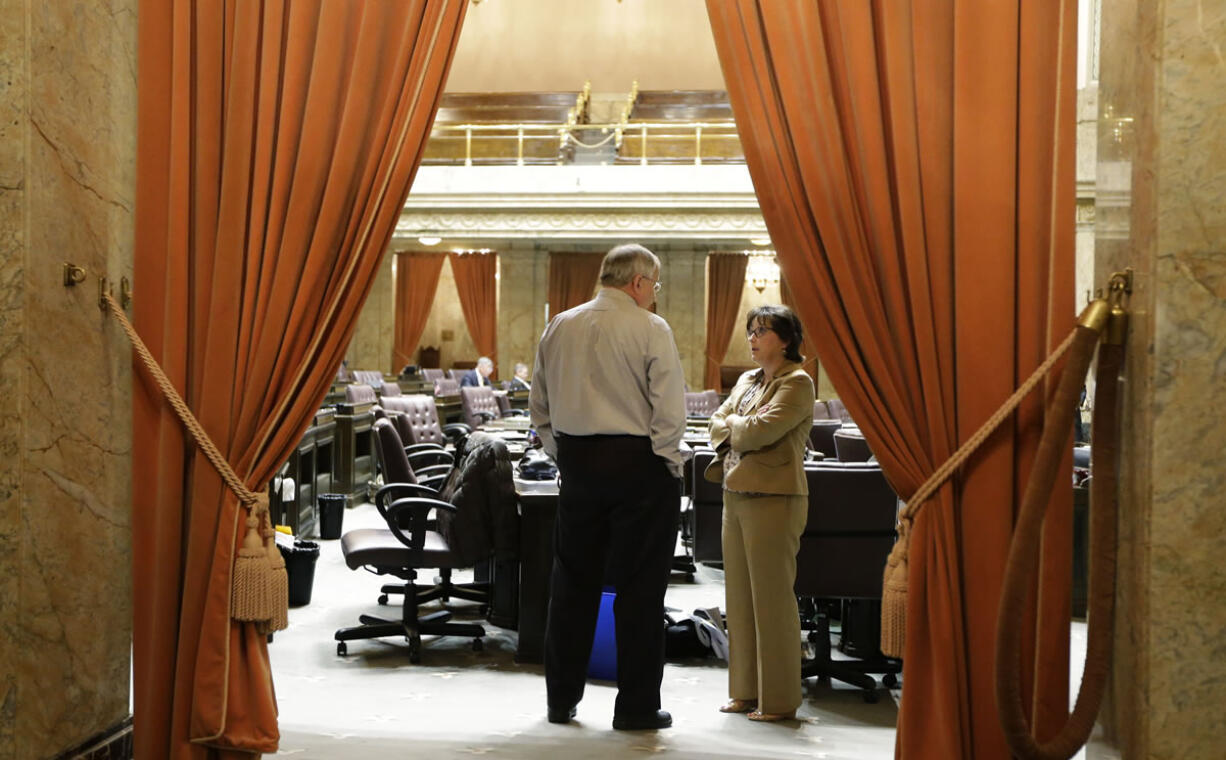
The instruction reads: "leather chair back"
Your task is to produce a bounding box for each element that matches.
[380,381,402,398]
[447,368,468,382]
[382,394,446,446]
[421,368,445,383]
[825,397,853,423]
[461,385,501,429]
[813,400,833,420]
[833,428,873,462]
[433,378,460,398]
[795,462,898,598]
[685,390,720,417]
[494,390,512,417]
[345,383,378,404]
[690,448,724,563]
[353,370,384,386]
[373,417,417,485]
[808,419,842,460]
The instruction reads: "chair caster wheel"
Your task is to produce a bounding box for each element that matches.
[883,673,898,688]
[472,638,484,652]
[378,594,389,605]
[336,642,347,657]
[863,690,879,704]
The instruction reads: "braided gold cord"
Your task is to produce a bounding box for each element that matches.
[102,290,260,509]
[899,328,1078,522]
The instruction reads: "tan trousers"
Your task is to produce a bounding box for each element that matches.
[721,491,808,714]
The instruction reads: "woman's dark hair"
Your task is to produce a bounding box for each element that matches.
[746,304,804,363]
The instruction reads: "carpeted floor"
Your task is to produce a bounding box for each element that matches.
[268,500,1117,759]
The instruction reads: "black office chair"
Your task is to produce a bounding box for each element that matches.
[795,461,901,702]
[689,447,723,566]
[809,419,842,460]
[334,422,495,661]
[832,427,874,462]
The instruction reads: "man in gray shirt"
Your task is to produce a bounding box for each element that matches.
[531,243,686,731]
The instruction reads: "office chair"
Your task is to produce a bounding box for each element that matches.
[335,423,495,661]
[689,447,723,565]
[808,419,842,460]
[421,368,445,383]
[352,370,384,386]
[795,461,901,702]
[381,393,470,449]
[684,390,720,419]
[832,427,874,462]
[380,381,402,399]
[460,385,503,429]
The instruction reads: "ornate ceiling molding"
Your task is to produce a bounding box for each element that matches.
[394,209,768,240]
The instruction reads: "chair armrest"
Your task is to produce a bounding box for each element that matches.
[375,482,438,518]
[419,473,449,492]
[441,423,471,445]
[415,464,453,479]
[385,497,457,552]
[503,409,529,417]
[407,449,455,468]
[404,442,446,454]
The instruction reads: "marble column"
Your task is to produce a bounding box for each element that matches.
[497,243,548,378]
[0,1,136,758]
[657,246,706,390]
[1096,0,1226,757]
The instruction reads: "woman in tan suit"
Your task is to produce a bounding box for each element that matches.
[707,305,815,722]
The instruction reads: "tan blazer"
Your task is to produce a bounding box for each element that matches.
[706,362,816,495]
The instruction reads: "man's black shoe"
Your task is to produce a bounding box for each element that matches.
[612,710,672,730]
[547,705,577,724]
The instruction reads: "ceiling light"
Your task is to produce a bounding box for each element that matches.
[418,236,442,246]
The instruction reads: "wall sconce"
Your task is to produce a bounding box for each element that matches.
[745,253,780,293]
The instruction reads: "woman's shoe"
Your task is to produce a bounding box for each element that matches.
[719,698,758,714]
[747,709,796,722]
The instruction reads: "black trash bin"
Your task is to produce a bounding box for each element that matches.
[317,493,347,540]
[280,540,321,607]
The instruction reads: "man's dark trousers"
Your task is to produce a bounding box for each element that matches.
[544,434,680,718]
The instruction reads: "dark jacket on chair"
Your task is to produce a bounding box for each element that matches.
[435,432,520,565]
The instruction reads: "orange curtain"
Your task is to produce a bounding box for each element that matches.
[547,252,604,314]
[133,2,467,757]
[779,277,820,390]
[704,253,748,390]
[448,251,499,376]
[707,2,1076,758]
[393,251,446,371]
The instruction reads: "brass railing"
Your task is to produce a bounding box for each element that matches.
[424,120,744,166]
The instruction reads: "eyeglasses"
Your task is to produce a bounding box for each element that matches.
[640,275,662,295]
[746,326,772,339]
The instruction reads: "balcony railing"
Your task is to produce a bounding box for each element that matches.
[421,120,745,167]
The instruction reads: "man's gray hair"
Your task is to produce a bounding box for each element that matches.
[599,243,660,287]
[477,356,493,370]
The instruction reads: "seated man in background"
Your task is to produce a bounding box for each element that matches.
[461,356,495,388]
[508,362,531,392]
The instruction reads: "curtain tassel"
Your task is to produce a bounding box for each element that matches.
[232,509,272,622]
[880,519,909,659]
[259,514,289,634]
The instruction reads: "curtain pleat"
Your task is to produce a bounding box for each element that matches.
[706,1,1076,757]
[393,251,447,370]
[448,252,499,375]
[547,252,604,315]
[704,253,749,391]
[133,1,468,756]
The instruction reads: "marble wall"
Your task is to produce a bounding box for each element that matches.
[0,1,136,758]
[1096,0,1226,756]
[346,249,395,373]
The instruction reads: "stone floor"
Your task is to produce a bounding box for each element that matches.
[267,501,1118,759]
